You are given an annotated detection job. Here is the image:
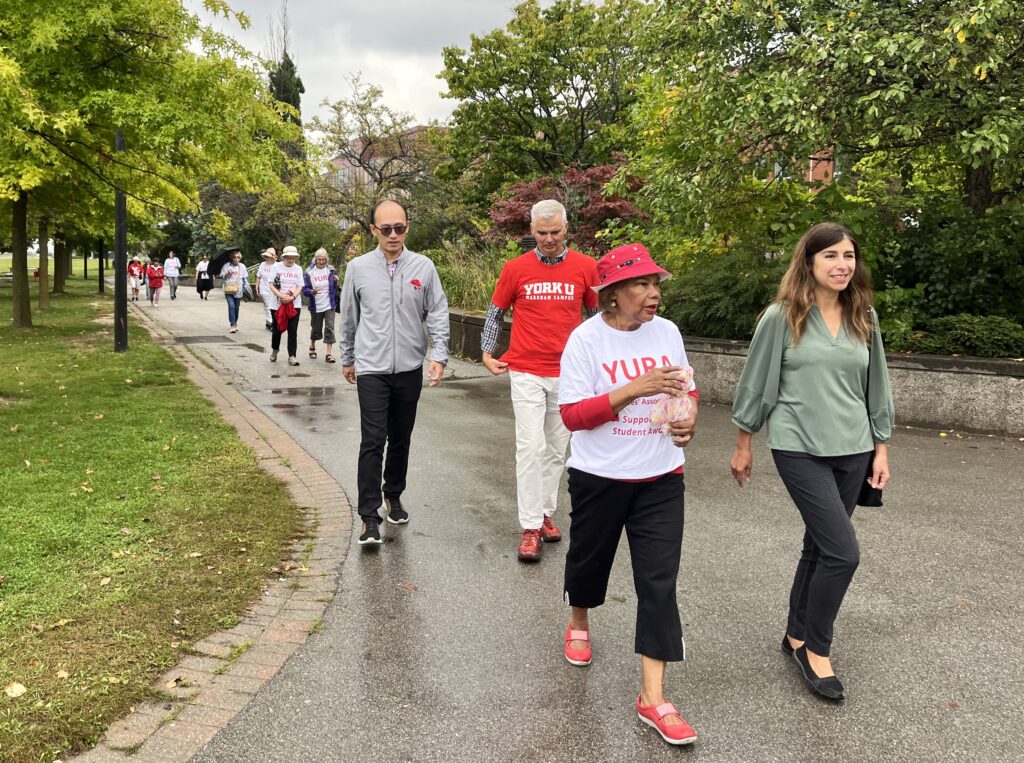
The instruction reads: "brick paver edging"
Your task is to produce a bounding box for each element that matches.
[68,304,353,763]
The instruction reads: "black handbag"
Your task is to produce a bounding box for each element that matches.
[857,459,883,507]
[858,317,883,507]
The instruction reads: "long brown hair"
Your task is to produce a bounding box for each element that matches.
[774,223,874,344]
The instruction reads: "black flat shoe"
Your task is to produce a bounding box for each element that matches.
[794,646,845,700]
[781,635,795,656]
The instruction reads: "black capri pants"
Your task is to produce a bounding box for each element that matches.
[772,449,873,657]
[271,307,301,358]
[564,468,686,662]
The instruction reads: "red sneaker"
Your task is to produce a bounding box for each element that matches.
[540,515,561,543]
[564,624,592,666]
[517,529,542,562]
[636,695,697,746]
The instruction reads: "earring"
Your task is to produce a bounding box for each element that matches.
[610,298,617,307]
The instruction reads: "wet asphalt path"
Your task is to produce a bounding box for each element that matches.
[140,288,1023,761]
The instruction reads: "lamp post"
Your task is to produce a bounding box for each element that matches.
[114,129,128,352]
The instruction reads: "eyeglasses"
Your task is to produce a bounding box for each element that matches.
[600,258,640,282]
[374,224,407,236]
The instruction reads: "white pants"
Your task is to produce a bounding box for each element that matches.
[509,371,570,530]
[261,292,274,325]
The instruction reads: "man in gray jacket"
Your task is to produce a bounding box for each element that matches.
[340,199,449,546]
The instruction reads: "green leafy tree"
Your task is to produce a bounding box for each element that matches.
[439,0,653,201]
[309,76,448,238]
[624,0,1024,333]
[0,0,298,327]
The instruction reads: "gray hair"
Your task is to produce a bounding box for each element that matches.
[314,247,329,259]
[531,199,567,226]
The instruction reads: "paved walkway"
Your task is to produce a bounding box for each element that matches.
[82,286,1024,761]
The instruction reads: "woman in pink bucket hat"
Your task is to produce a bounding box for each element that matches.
[557,242,701,746]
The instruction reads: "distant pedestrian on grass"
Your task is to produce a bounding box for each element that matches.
[558,243,699,746]
[340,199,449,547]
[730,222,895,702]
[195,253,213,300]
[303,247,339,363]
[127,256,143,302]
[481,199,599,562]
[146,258,164,308]
[269,246,304,365]
[164,251,181,300]
[256,247,278,331]
[218,248,246,333]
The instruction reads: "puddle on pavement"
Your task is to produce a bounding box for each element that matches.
[272,403,300,410]
[241,343,265,352]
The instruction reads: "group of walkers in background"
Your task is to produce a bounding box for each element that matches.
[126,251,181,307]
[125,197,896,748]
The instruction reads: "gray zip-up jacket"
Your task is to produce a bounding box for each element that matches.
[339,247,450,374]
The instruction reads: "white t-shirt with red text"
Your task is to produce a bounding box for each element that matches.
[308,265,332,313]
[559,315,694,479]
[269,262,304,311]
[257,262,276,296]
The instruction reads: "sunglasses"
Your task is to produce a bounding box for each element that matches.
[600,258,641,282]
[374,224,407,236]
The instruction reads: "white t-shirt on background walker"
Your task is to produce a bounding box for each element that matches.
[163,256,180,277]
[269,262,304,312]
[308,266,332,313]
[558,315,695,480]
[257,261,276,297]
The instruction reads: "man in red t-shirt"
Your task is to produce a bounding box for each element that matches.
[482,199,600,562]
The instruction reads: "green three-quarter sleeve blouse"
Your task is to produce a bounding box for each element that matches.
[731,303,895,457]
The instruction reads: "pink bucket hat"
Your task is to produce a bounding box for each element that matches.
[592,243,672,292]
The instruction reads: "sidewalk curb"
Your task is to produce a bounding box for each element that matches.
[68,302,353,763]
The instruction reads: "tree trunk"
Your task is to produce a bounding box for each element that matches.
[965,160,994,217]
[52,235,66,293]
[38,218,50,311]
[11,192,32,328]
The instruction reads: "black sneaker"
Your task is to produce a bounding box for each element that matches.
[384,497,409,525]
[358,520,382,545]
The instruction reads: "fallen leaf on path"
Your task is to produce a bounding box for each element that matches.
[945,700,961,709]
[56,670,69,680]
[187,552,202,558]
[50,619,74,629]
[93,414,104,420]
[29,623,43,633]
[9,425,17,433]
[162,444,170,451]
[4,682,27,698]
[99,577,111,586]
[956,598,974,607]
[150,474,161,481]
[399,582,418,592]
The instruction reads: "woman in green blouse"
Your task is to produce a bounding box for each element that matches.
[730,222,895,701]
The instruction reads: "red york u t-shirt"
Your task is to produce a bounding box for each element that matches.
[492,249,600,377]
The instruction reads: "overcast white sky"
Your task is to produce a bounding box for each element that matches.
[189,0,530,126]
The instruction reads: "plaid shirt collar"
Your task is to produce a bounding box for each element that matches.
[533,247,568,266]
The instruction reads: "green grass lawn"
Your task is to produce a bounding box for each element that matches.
[0,278,304,761]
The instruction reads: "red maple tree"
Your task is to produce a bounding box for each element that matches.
[488,163,647,255]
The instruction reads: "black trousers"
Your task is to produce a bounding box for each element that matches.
[271,307,301,358]
[564,468,686,662]
[356,369,423,522]
[772,449,873,656]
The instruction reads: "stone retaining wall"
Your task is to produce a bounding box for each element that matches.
[448,309,1024,436]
